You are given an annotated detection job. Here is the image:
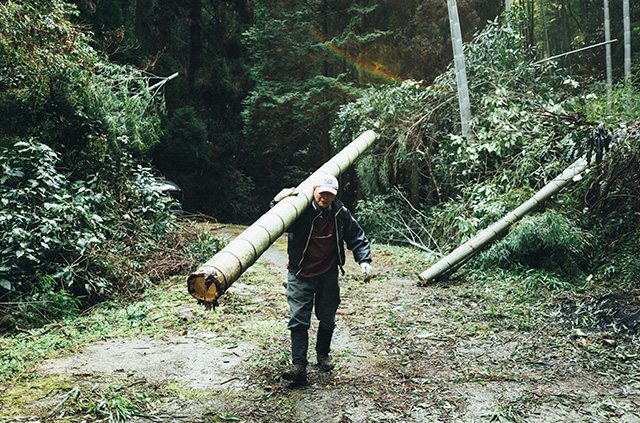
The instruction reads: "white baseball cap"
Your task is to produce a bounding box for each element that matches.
[314,174,339,195]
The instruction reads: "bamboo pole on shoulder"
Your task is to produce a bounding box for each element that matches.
[417,156,590,285]
[188,130,378,305]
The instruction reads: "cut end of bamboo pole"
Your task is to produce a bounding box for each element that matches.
[187,266,225,304]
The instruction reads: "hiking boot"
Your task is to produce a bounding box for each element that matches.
[317,354,335,371]
[282,364,307,383]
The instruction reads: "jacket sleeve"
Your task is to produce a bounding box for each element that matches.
[340,207,372,264]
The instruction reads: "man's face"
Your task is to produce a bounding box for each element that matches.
[314,189,336,209]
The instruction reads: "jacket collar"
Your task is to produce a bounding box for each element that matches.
[311,197,344,217]
[312,199,331,212]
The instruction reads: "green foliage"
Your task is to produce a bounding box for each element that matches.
[0,0,94,98]
[0,1,162,168]
[332,11,553,204]
[332,80,454,203]
[570,120,640,287]
[153,106,210,172]
[340,7,640,292]
[242,0,388,208]
[464,8,535,82]
[82,62,163,159]
[450,9,590,175]
[0,140,105,295]
[0,1,214,330]
[355,191,414,245]
[596,234,640,290]
[571,81,640,128]
[429,184,536,247]
[49,384,142,422]
[480,210,592,277]
[335,9,602,208]
[0,140,183,327]
[520,268,577,292]
[181,227,227,267]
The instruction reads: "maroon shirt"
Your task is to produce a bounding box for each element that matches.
[298,213,338,278]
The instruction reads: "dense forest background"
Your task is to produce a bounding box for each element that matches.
[69,0,506,221]
[68,0,635,222]
[1,0,639,328]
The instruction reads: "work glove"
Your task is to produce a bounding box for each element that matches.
[360,262,373,282]
[270,187,297,207]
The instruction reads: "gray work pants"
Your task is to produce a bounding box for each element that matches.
[286,267,340,332]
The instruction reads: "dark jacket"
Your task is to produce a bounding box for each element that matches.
[287,198,371,276]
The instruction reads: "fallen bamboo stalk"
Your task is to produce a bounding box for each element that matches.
[417,156,590,284]
[188,130,378,305]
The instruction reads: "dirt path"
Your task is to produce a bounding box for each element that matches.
[5,225,640,422]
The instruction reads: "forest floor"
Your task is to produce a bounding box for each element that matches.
[2,224,640,422]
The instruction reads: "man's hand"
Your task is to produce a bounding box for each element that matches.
[360,262,373,282]
[273,188,297,203]
[270,188,297,208]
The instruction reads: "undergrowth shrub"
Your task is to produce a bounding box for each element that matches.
[6,276,81,330]
[356,190,425,246]
[0,140,107,296]
[342,6,640,293]
[572,119,640,287]
[480,210,592,277]
[0,1,222,331]
[0,140,224,330]
[357,183,535,256]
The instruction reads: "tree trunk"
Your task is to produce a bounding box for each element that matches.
[623,0,631,84]
[540,0,550,59]
[558,0,571,68]
[189,0,202,94]
[528,0,535,49]
[156,0,173,53]
[604,0,612,102]
[446,0,472,140]
[135,0,154,50]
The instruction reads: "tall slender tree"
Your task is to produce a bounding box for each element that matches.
[623,0,631,83]
[541,0,550,59]
[604,0,612,102]
[447,0,472,140]
[189,0,203,93]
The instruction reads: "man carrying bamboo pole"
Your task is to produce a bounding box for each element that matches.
[279,174,373,384]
